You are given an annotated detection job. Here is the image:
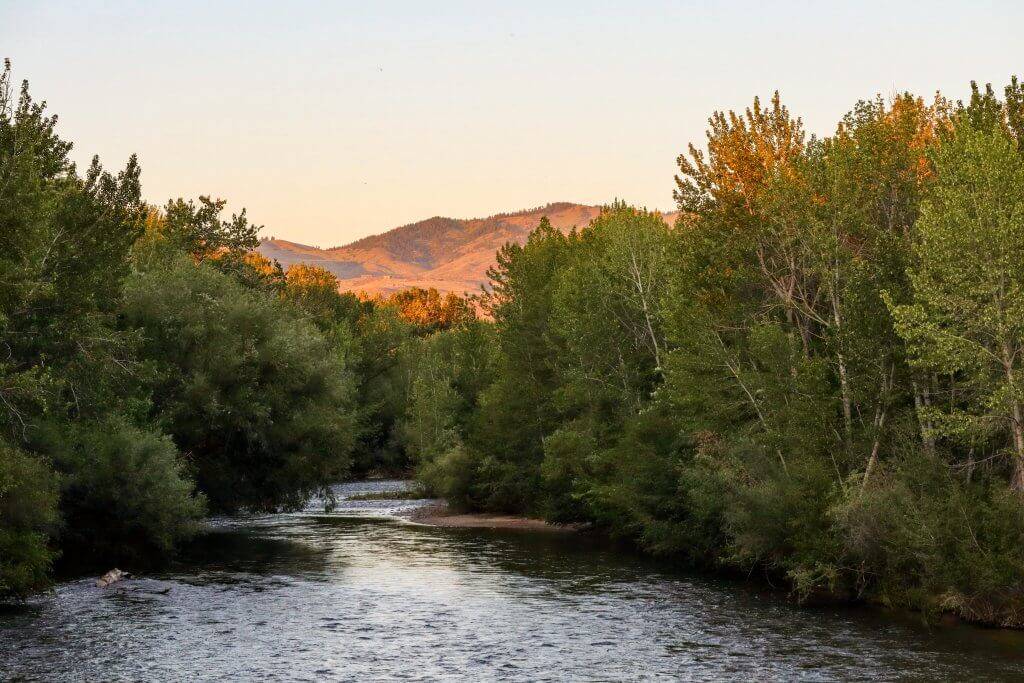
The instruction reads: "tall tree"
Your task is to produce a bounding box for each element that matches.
[890,120,1024,490]
[155,196,260,261]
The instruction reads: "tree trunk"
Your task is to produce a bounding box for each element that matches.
[627,250,662,372]
[715,331,788,474]
[1008,395,1024,492]
[639,293,662,371]
[1000,341,1024,492]
[912,380,936,457]
[862,364,893,490]
[829,283,852,454]
[1012,455,1024,493]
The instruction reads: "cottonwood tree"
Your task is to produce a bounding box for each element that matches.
[890,121,1024,490]
[552,204,672,410]
[803,95,941,482]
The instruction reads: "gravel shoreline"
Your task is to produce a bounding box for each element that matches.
[404,501,581,533]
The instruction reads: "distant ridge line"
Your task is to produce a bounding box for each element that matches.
[257,201,678,296]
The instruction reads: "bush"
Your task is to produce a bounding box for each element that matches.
[417,444,484,507]
[834,458,1024,626]
[44,416,205,565]
[584,410,725,559]
[540,420,597,523]
[0,443,59,598]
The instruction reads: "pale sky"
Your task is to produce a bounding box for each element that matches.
[3,1,1022,246]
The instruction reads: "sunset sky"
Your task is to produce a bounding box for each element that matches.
[4,1,1022,247]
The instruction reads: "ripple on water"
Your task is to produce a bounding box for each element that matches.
[4,480,1024,681]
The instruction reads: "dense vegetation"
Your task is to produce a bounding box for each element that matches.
[0,63,441,597]
[402,79,1024,627]
[6,59,1024,629]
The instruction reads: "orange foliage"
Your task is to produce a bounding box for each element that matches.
[384,287,474,333]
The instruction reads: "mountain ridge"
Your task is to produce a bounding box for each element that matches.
[258,202,679,295]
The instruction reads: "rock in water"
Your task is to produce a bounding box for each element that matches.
[95,568,129,588]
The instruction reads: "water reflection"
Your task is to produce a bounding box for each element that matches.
[3,480,1024,681]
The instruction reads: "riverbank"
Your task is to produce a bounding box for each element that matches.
[405,501,582,533]
[395,494,1015,630]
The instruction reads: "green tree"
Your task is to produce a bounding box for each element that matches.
[123,256,358,512]
[542,204,675,519]
[0,60,199,590]
[156,195,260,261]
[400,321,495,495]
[552,204,672,405]
[42,416,205,564]
[466,218,575,512]
[890,120,1024,490]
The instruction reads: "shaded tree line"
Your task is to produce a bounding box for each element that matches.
[0,63,466,597]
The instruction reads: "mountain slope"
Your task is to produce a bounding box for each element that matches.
[258,202,679,295]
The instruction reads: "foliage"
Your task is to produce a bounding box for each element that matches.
[404,77,1024,627]
[284,264,366,333]
[41,416,205,564]
[0,60,479,596]
[0,442,59,598]
[400,321,495,497]
[8,54,1024,629]
[346,303,416,475]
[0,59,188,595]
[152,195,260,261]
[889,117,1024,489]
[384,287,475,335]
[123,256,358,512]
[835,457,1024,626]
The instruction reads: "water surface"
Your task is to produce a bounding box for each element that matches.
[3,480,1024,681]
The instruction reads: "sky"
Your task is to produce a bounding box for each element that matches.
[3,1,1023,247]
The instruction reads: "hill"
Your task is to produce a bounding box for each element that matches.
[258,202,680,295]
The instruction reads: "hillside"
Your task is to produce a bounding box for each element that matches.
[258,202,680,295]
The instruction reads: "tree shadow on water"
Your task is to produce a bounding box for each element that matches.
[163,527,332,582]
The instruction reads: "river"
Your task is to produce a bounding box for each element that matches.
[3,480,1024,681]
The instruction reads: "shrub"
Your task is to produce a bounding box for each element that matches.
[45,416,205,565]
[0,443,59,597]
[834,457,1024,626]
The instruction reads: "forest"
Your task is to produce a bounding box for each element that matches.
[4,59,1024,628]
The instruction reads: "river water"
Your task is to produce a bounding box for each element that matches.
[3,480,1024,681]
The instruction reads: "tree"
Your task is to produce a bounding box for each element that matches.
[890,121,1024,490]
[123,256,359,512]
[400,321,495,495]
[385,287,474,334]
[42,416,205,564]
[467,218,575,512]
[552,204,673,409]
[284,264,364,332]
[0,59,147,435]
[675,91,804,219]
[0,60,196,589]
[152,195,260,261]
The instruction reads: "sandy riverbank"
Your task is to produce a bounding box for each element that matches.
[405,501,581,533]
